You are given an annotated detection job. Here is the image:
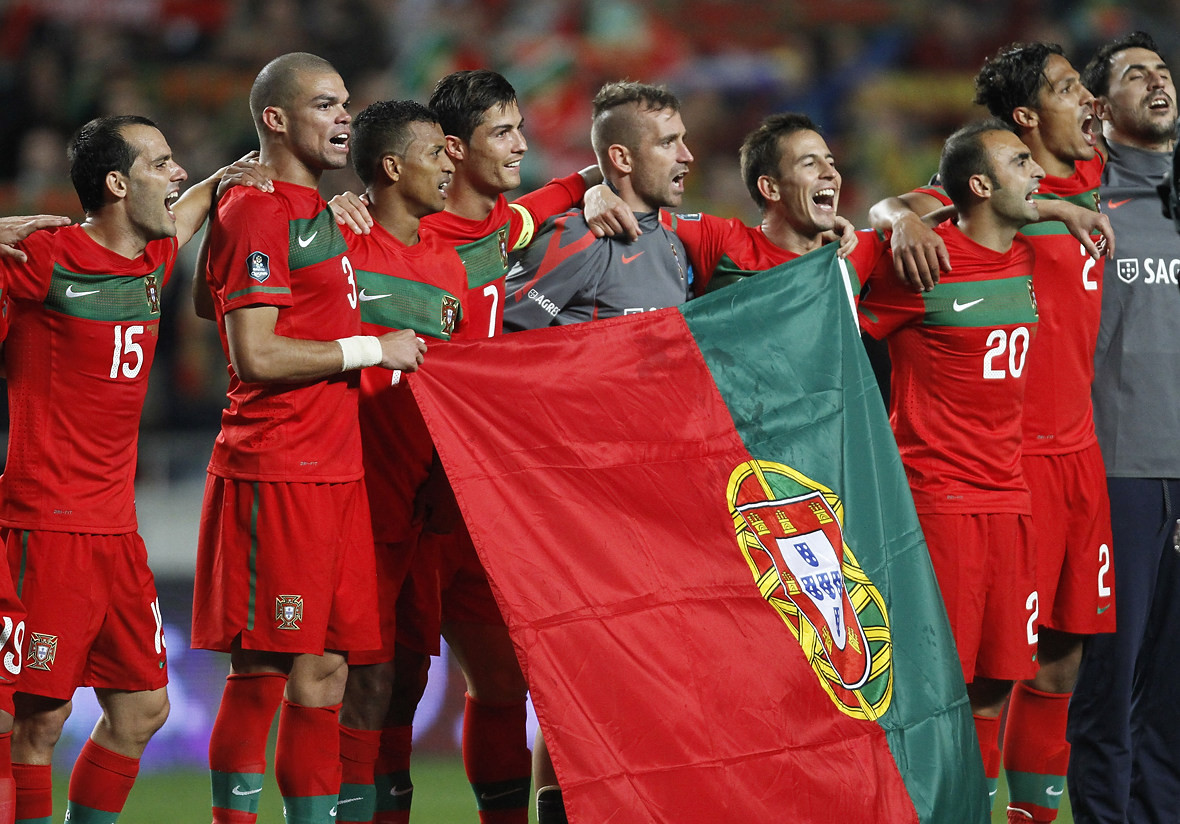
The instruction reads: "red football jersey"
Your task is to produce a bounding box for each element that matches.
[917,154,1104,454]
[665,212,888,295]
[0,224,177,533]
[421,173,586,340]
[206,181,364,482]
[350,222,467,542]
[859,222,1039,514]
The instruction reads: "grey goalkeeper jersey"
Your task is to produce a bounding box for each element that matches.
[502,209,692,331]
[1092,139,1180,477]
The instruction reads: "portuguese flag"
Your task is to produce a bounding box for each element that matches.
[410,244,987,823]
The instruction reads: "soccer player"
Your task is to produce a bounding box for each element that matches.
[859,119,1044,813]
[1070,32,1180,824]
[0,115,259,824]
[502,79,694,824]
[334,99,468,824]
[503,80,693,330]
[191,53,425,824]
[870,43,1115,821]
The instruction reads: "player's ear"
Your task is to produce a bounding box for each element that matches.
[444,135,466,162]
[1092,96,1112,123]
[607,143,632,175]
[262,106,286,135]
[1011,106,1038,130]
[382,153,401,184]
[968,172,992,199]
[105,170,127,203]
[756,175,780,204]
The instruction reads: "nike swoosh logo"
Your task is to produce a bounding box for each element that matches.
[1106,199,1132,209]
[329,805,337,816]
[1098,604,1112,614]
[952,298,984,312]
[390,787,413,797]
[358,289,392,302]
[480,788,527,801]
[297,231,318,247]
[65,284,100,298]
[621,252,644,264]
[1046,786,1064,797]
[231,786,263,796]
[337,797,363,805]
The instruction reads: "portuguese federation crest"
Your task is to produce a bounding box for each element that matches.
[26,632,57,672]
[497,228,509,269]
[275,595,304,631]
[728,460,893,719]
[144,274,161,314]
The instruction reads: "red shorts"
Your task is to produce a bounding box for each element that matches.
[1025,444,1115,633]
[918,512,1038,682]
[439,522,504,627]
[351,529,442,665]
[0,544,25,715]
[192,476,380,655]
[2,528,168,701]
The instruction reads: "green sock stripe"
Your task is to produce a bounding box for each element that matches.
[471,776,531,811]
[282,794,339,824]
[211,770,265,814]
[16,817,53,824]
[374,771,413,813]
[335,783,376,823]
[1006,769,1066,811]
[987,776,999,803]
[62,802,119,824]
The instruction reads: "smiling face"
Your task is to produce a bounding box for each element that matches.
[982,129,1045,227]
[280,69,352,172]
[398,120,455,218]
[626,107,693,210]
[454,101,527,196]
[1099,46,1177,150]
[119,123,188,241]
[1029,53,1098,168]
[763,129,840,238]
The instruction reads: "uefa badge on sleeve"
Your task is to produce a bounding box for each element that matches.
[275,595,304,630]
[248,251,271,284]
[26,632,57,671]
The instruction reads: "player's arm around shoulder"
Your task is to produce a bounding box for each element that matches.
[869,190,952,292]
[1033,199,1114,259]
[172,152,275,248]
[224,304,426,384]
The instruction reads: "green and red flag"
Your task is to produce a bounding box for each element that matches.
[410,244,987,823]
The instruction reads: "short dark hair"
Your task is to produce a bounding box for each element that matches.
[351,100,440,186]
[428,70,518,144]
[1081,31,1163,98]
[939,118,1014,209]
[739,112,822,212]
[590,81,681,162]
[249,52,340,130]
[68,114,158,214]
[974,42,1066,127]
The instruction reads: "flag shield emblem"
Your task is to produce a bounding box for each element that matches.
[26,632,57,671]
[729,459,893,719]
[275,595,304,630]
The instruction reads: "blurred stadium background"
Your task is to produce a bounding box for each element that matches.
[2,0,1167,819]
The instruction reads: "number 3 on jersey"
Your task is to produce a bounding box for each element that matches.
[983,326,1031,379]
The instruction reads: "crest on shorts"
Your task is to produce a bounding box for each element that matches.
[275,595,304,630]
[26,632,57,671]
[248,251,270,284]
[728,459,893,720]
[441,295,460,336]
[497,228,508,269]
[144,274,161,314]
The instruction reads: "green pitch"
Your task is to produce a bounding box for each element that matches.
[50,758,1071,823]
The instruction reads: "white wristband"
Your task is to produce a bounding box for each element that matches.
[336,335,383,371]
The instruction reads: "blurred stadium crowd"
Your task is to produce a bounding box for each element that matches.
[0,0,1170,432]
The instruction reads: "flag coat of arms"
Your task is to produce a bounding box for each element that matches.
[410,244,987,823]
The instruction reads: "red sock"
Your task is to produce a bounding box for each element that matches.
[974,713,1002,812]
[338,726,380,823]
[209,672,286,824]
[66,739,139,817]
[12,762,52,823]
[373,725,413,824]
[275,700,341,823]
[1003,683,1070,823]
[463,695,530,824]
[0,732,14,824]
